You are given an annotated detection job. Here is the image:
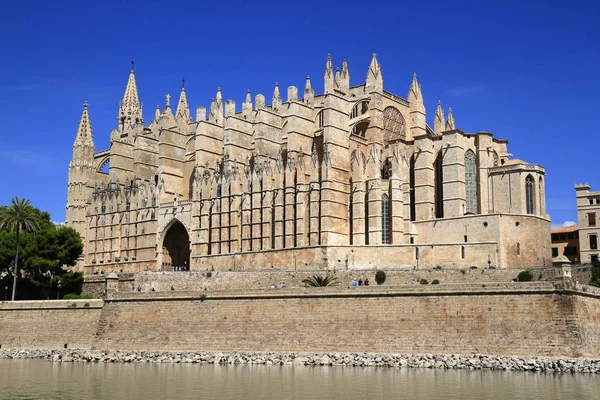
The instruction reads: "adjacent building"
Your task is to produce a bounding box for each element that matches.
[550,225,579,263]
[575,184,600,264]
[66,54,551,274]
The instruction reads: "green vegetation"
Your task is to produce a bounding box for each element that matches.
[431,279,440,284]
[434,266,442,270]
[63,293,94,300]
[419,279,429,285]
[517,270,533,282]
[0,200,83,300]
[589,266,600,288]
[302,275,340,287]
[375,270,386,285]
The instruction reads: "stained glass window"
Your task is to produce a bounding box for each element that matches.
[464,150,478,214]
[526,175,535,214]
[382,194,391,244]
[383,107,405,142]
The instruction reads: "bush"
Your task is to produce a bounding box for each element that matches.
[302,275,340,287]
[375,270,386,285]
[488,266,497,269]
[434,266,442,270]
[206,271,212,278]
[419,279,429,285]
[431,279,440,284]
[517,270,533,282]
[589,266,600,287]
[63,293,94,300]
[470,266,478,270]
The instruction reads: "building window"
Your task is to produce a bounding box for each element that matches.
[588,213,596,227]
[101,204,106,214]
[409,155,416,221]
[464,150,478,214]
[517,242,521,255]
[415,247,419,260]
[461,246,465,259]
[590,235,598,250]
[350,101,369,119]
[596,198,600,204]
[382,194,391,244]
[592,255,599,264]
[126,201,130,211]
[316,110,324,129]
[590,199,594,205]
[217,184,222,198]
[434,151,444,218]
[525,175,535,215]
[382,106,405,142]
[552,247,559,257]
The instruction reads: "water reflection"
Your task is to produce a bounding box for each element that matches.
[0,359,598,400]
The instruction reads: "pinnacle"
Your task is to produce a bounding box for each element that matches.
[76,101,93,144]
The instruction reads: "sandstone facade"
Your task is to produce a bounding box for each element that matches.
[65,55,551,274]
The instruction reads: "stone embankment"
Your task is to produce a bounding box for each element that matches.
[2,349,599,374]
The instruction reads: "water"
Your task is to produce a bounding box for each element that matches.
[0,359,598,399]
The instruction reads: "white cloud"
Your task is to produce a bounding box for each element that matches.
[551,220,577,230]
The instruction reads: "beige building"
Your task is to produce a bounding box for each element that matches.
[66,54,551,274]
[575,184,600,264]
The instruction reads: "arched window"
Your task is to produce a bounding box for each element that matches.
[382,107,405,142]
[350,101,369,137]
[464,150,478,214]
[434,151,444,218]
[316,110,324,129]
[410,154,416,221]
[526,175,535,214]
[382,194,391,244]
[350,101,369,119]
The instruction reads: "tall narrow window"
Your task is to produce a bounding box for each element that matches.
[461,246,465,259]
[590,234,598,250]
[525,175,535,215]
[382,194,391,244]
[410,155,416,221]
[364,187,369,245]
[464,150,478,214]
[434,152,444,218]
[349,179,353,245]
[588,213,596,227]
[538,177,544,215]
[517,242,521,255]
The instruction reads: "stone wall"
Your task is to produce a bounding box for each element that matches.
[0,300,103,349]
[4,284,599,359]
[91,283,600,358]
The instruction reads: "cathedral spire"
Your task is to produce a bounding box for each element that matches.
[365,53,383,92]
[445,107,456,130]
[324,53,334,93]
[242,89,253,116]
[339,59,350,94]
[75,101,94,146]
[434,100,445,134]
[408,72,426,138]
[175,79,191,122]
[154,105,161,122]
[118,65,143,131]
[408,73,423,103]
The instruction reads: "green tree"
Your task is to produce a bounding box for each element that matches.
[302,275,340,287]
[0,201,83,300]
[0,198,41,300]
[589,266,600,288]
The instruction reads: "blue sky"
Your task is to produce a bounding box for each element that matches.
[0,0,598,228]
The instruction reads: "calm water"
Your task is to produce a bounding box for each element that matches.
[0,359,598,400]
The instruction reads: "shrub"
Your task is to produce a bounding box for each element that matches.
[63,293,94,300]
[206,271,212,278]
[589,266,600,287]
[470,266,478,270]
[434,266,442,270]
[488,266,497,269]
[375,270,387,285]
[68,303,78,308]
[419,279,429,285]
[83,303,90,308]
[431,279,440,284]
[199,294,207,302]
[302,276,340,287]
[517,270,533,282]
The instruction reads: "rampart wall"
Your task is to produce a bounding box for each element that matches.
[1,284,599,358]
[0,300,103,349]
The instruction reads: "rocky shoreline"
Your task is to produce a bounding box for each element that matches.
[1,349,599,373]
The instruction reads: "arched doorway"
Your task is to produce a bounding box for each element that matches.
[162,220,191,271]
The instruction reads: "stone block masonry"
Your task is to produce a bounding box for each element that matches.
[1,286,599,359]
[0,300,103,349]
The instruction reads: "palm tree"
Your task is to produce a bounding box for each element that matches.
[302,275,340,287]
[0,198,41,301]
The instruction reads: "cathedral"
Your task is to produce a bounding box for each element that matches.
[66,54,551,274]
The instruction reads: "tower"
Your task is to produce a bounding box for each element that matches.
[117,63,143,135]
[66,102,95,240]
